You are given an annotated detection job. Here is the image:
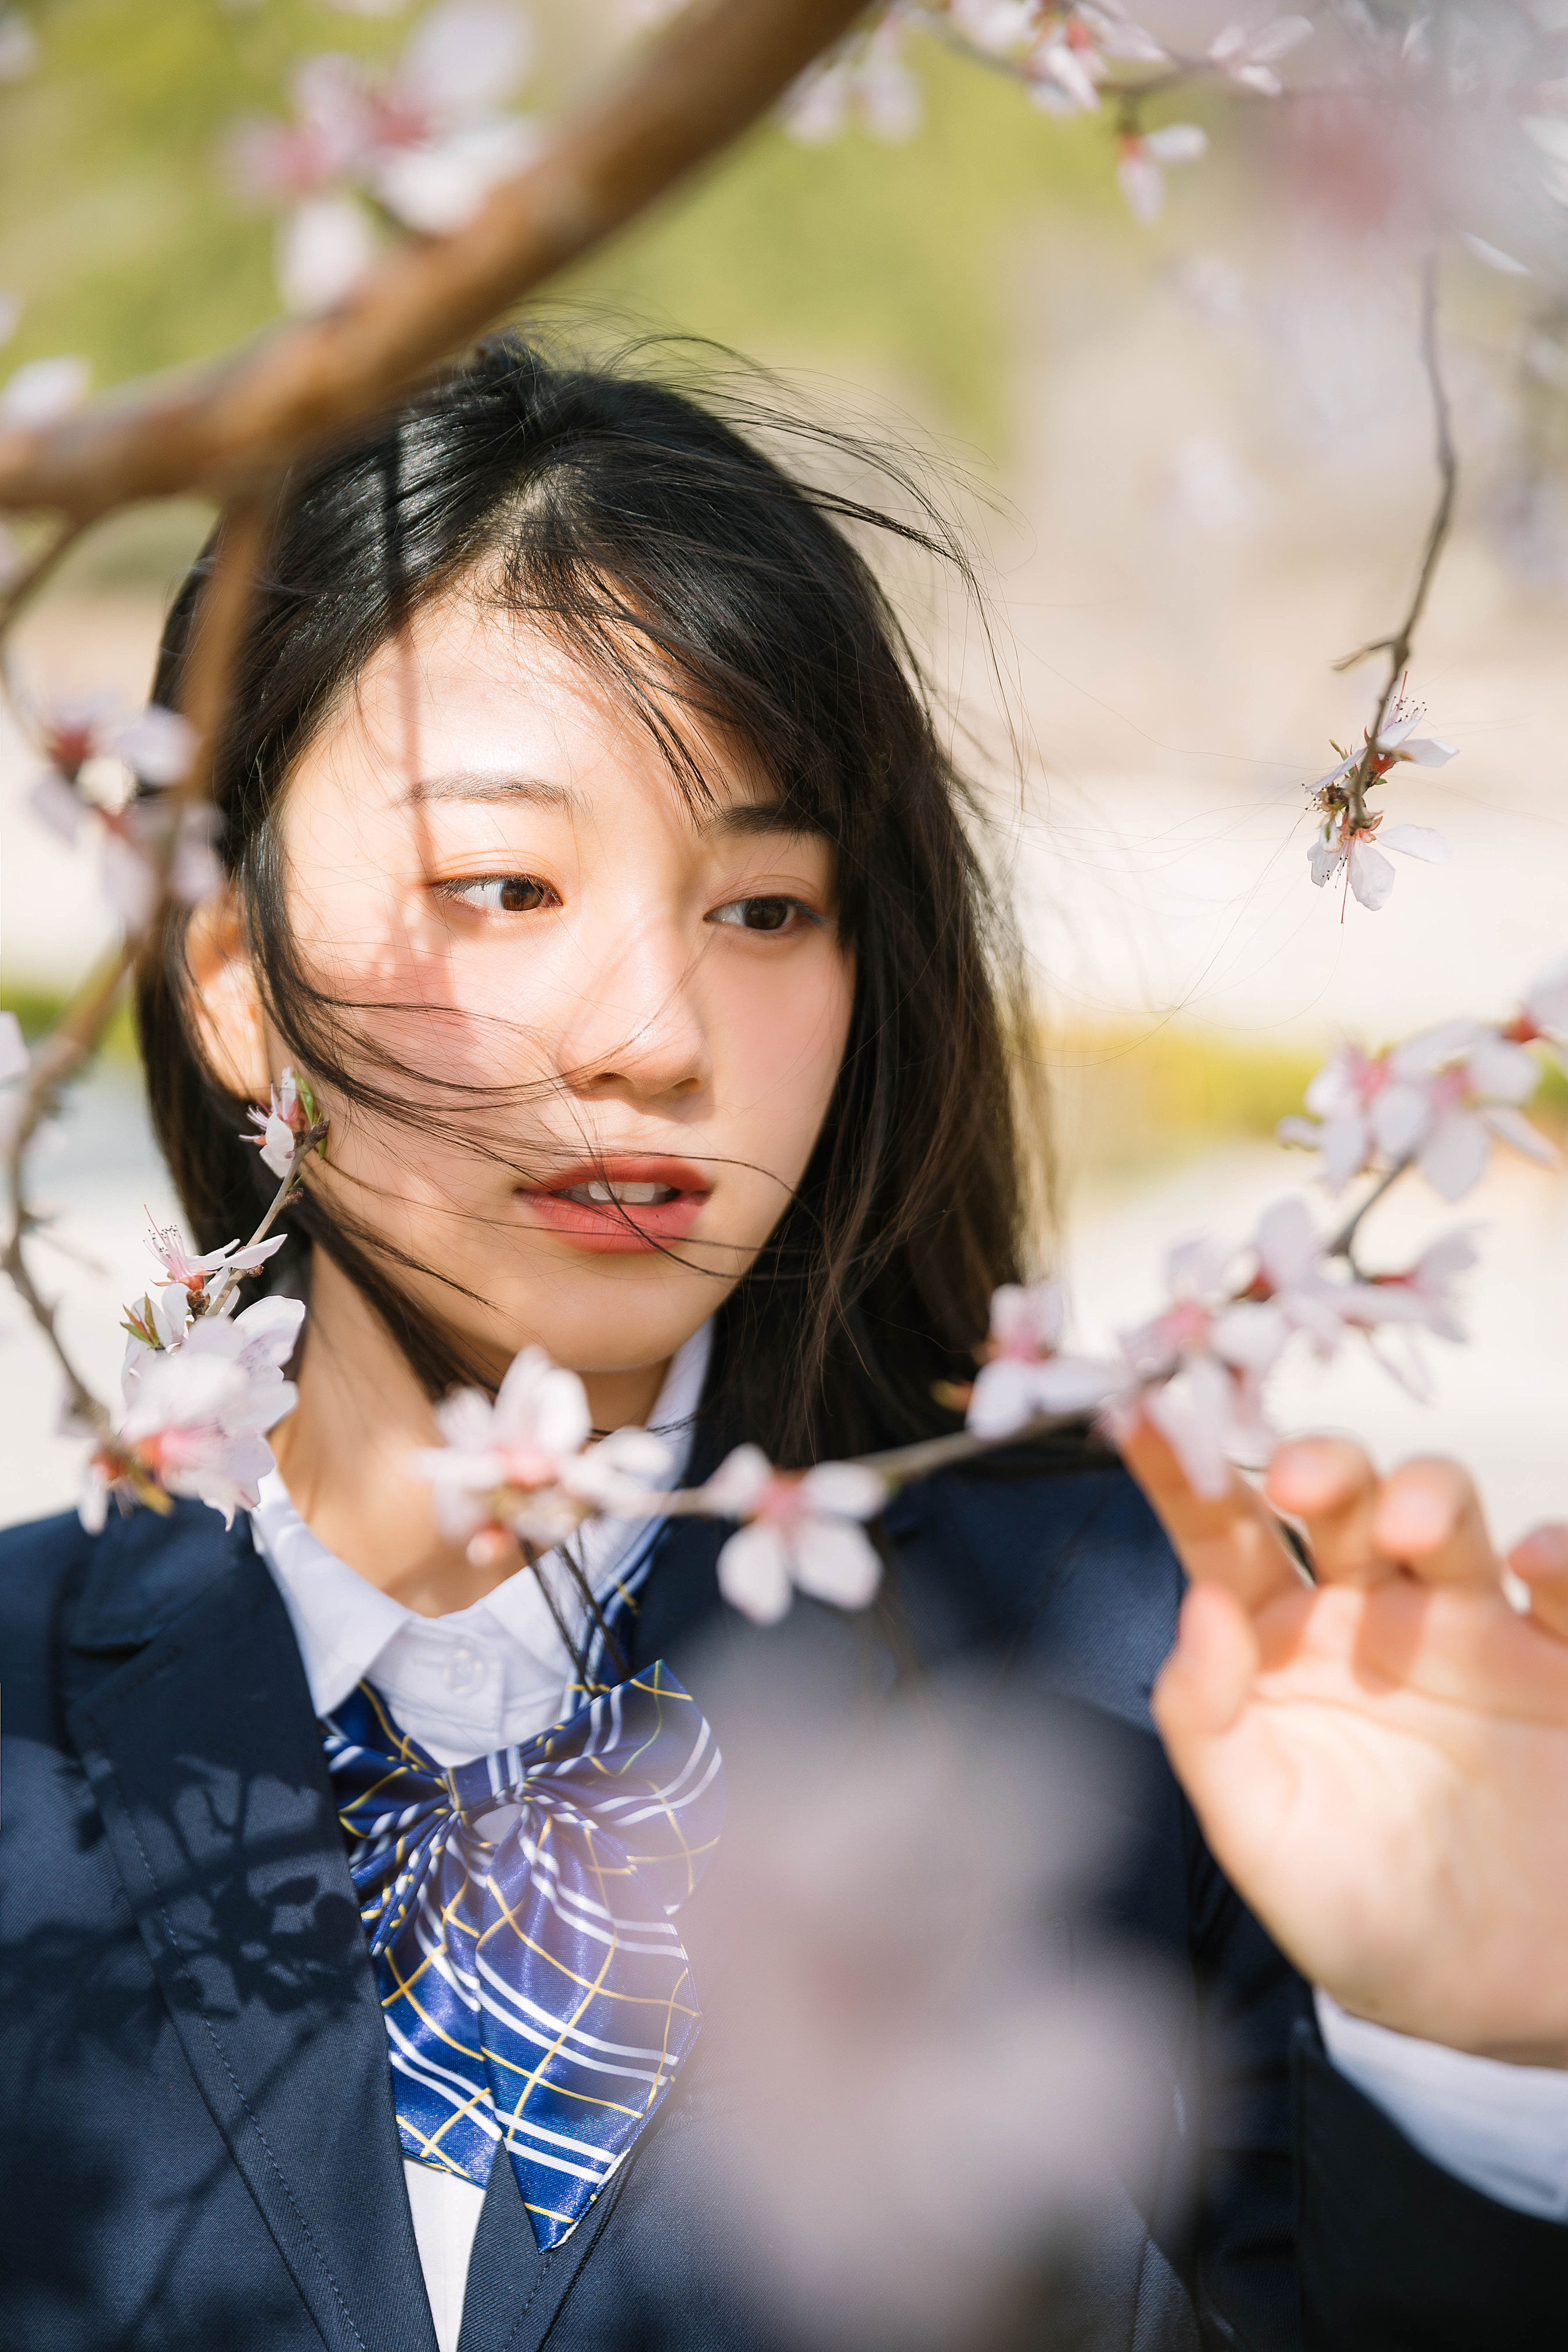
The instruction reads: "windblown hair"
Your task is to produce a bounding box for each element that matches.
[138,333,1045,1465]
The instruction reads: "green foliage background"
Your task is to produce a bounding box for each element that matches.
[0,0,1120,465]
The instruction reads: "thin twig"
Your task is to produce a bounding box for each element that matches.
[201,1123,329,1322]
[1333,254,1458,830]
[1,494,278,1432]
[1,942,135,1436]
[1321,1154,1414,1272]
[0,516,87,636]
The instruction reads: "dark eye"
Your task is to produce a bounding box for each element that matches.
[445,876,555,915]
[710,896,806,933]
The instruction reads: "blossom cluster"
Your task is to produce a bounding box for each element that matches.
[780,2,1312,221]
[79,1070,322,1531]
[225,0,540,314]
[400,956,1566,1610]
[410,1347,889,1624]
[1304,691,1455,914]
[23,695,217,933]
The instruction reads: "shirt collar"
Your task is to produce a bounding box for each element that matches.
[252,1319,713,1721]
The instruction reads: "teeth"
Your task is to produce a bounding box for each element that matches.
[563,1180,677,1207]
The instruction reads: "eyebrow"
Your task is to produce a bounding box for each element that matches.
[408,775,818,839]
[405,773,582,812]
[702,799,822,841]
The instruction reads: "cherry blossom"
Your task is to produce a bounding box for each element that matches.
[0,354,89,428]
[276,193,380,317]
[1278,1041,1425,1189]
[26,698,213,930]
[1112,1236,1289,1494]
[782,16,922,145]
[1281,1023,1552,1200]
[412,1343,599,1559]
[700,1444,888,1624]
[362,0,541,235]
[1306,811,1449,912]
[966,1279,1124,1438]
[88,1296,305,1530]
[120,1223,288,1370]
[1508,955,1568,1052]
[1206,15,1312,95]
[1304,691,1456,909]
[0,12,37,81]
[1385,1024,1553,1201]
[1116,125,1207,223]
[1246,1195,1379,1355]
[243,1068,324,1181]
[1348,1231,1479,1398]
[1026,2,1165,112]
[228,3,540,312]
[1356,1229,1478,1347]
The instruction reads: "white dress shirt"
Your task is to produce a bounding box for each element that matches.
[250,1323,710,2352]
[252,1312,1568,2341]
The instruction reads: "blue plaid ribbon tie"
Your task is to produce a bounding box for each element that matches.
[322,1662,725,2249]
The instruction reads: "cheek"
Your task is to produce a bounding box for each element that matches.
[720,941,854,1172]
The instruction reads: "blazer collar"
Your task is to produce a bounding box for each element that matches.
[65,1504,437,2352]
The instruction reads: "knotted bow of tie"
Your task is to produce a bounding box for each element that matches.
[323,1663,725,2249]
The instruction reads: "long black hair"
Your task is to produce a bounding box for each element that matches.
[138,333,1045,1466]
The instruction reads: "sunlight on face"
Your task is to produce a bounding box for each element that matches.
[274,595,855,1384]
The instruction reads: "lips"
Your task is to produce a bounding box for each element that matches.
[517,1157,711,1254]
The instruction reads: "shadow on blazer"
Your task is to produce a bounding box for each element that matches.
[2,1451,1564,2351]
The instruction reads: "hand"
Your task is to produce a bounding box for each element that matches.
[1121,1414,1568,2066]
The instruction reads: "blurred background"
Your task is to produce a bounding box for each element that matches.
[2,0,1566,1530]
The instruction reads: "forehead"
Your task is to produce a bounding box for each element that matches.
[296,592,773,827]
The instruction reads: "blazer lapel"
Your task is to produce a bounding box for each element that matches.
[66,1508,437,2352]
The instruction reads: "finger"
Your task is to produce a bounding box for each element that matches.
[1370,1456,1498,1589]
[1264,1437,1388,1585]
[1119,1408,1301,1610]
[1507,1524,1568,1641]
[1151,1581,1260,1755]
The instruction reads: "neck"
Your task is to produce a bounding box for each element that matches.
[269,1253,670,1617]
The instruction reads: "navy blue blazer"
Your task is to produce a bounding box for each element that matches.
[2,1453,1564,2351]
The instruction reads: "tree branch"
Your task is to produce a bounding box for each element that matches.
[0,0,866,526]
[1332,253,1458,827]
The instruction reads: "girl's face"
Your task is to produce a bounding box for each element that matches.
[220,595,855,1389]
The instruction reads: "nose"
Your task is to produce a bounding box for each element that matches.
[555,917,710,1108]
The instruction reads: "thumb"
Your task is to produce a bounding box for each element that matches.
[1152,1580,1260,1770]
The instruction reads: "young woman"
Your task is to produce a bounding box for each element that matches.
[3,337,1567,2352]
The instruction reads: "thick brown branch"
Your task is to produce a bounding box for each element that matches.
[0,0,866,525]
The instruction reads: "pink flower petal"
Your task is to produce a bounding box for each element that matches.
[718,1522,794,1624]
[789,1517,883,1610]
[1380,823,1450,862]
[1417,1110,1490,1202]
[1347,836,1396,910]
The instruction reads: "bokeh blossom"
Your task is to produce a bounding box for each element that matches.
[702,1444,888,1624]
[1282,1014,1555,1201]
[1116,124,1207,222]
[226,1,540,313]
[1206,15,1312,95]
[26,698,215,932]
[782,12,922,145]
[966,1278,1123,1438]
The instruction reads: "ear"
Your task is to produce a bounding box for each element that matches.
[184,886,272,1104]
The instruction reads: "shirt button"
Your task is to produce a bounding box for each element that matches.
[444,1645,485,1693]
